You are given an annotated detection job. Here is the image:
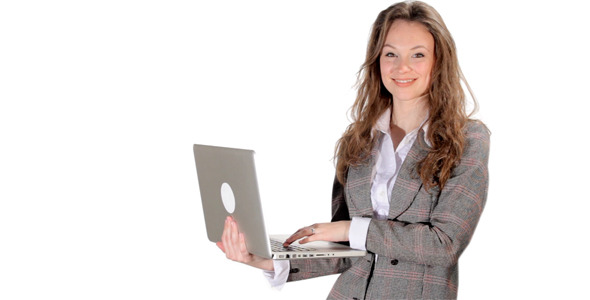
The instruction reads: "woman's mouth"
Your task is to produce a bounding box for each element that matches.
[394,78,416,86]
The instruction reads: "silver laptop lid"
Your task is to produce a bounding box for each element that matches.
[193,144,272,259]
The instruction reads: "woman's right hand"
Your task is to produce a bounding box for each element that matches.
[216,216,274,271]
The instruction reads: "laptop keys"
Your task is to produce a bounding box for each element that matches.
[270,239,316,252]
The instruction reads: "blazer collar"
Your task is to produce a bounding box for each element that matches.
[372,108,432,147]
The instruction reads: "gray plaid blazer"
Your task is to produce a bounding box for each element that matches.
[287,121,490,300]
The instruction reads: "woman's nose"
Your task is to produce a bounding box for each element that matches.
[395,58,412,73]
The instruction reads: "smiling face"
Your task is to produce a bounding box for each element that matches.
[380,20,435,103]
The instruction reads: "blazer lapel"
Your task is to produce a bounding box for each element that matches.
[388,130,430,219]
[345,130,431,219]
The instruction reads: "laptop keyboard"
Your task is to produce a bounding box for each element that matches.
[270,239,316,252]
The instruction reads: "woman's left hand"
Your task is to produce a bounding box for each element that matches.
[282,221,351,247]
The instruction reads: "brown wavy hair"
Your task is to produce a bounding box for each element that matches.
[335,1,477,191]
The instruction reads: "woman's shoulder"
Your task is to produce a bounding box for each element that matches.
[462,119,490,160]
[465,119,490,142]
[444,120,490,178]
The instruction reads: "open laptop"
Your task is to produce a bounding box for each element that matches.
[193,144,366,260]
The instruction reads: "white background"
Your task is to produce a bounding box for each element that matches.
[1,0,588,299]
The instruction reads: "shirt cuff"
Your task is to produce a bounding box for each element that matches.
[349,217,371,250]
[263,259,290,290]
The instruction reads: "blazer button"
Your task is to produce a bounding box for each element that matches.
[391,259,399,265]
[290,268,300,274]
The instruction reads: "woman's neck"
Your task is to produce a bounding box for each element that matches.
[391,95,429,134]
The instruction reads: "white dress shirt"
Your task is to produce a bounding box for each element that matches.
[265,109,429,288]
[349,109,429,250]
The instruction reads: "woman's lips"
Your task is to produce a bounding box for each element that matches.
[394,78,416,87]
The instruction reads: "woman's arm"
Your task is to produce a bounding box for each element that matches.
[283,177,355,282]
[283,177,352,245]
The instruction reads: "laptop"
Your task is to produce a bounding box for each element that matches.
[193,144,366,260]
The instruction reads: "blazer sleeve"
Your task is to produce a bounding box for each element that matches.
[366,121,490,267]
[287,177,354,281]
[331,176,351,223]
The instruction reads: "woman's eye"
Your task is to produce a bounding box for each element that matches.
[413,53,425,58]
[384,52,397,58]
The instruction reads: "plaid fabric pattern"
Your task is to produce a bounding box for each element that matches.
[288,121,490,300]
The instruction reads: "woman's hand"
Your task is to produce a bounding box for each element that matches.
[283,221,351,247]
[216,216,274,271]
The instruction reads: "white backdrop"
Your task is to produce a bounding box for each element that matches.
[1,0,588,299]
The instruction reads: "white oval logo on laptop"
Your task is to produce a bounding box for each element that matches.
[220,182,236,214]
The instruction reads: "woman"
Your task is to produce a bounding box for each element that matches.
[217,1,489,299]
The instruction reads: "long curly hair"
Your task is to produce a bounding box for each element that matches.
[335,1,477,191]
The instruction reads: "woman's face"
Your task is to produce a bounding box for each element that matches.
[379,20,435,102]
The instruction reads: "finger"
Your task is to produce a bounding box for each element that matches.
[221,217,233,258]
[297,224,323,244]
[238,233,246,252]
[238,233,250,258]
[299,230,319,244]
[283,232,304,246]
[216,241,226,253]
[283,227,313,246]
[224,217,240,260]
[221,217,229,246]
[226,218,240,259]
[299,234,317,244]
[231,220,241,254]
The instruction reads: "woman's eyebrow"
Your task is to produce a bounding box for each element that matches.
[383,44,431,51]
[411,45,431,51]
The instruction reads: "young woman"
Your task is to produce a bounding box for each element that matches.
[217,1,489,299]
